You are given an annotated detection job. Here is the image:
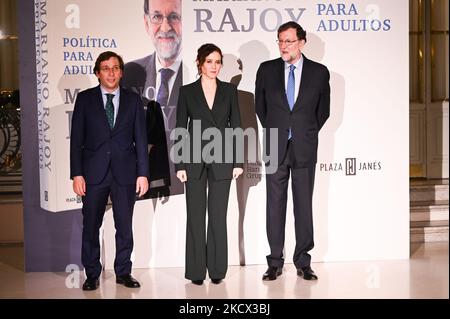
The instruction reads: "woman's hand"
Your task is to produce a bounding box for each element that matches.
[177,170,187,182]
[232,168,243,179]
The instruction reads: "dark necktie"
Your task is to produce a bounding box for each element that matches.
[105,93,115,129]
[287,64,295,139]
[157,68,175,107]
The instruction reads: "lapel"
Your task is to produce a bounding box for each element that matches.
[93,86,111,131]
[293,54,310,112]
[168,62,182,106]
[211,79,225,117]
[113,87,127,131]
[145,52,157,93]
[277,58,292,112]
[194,77,218,126]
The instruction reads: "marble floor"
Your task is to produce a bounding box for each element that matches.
[0,242,448,299]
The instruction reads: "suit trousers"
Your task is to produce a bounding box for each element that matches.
[81,170,136,279]
[265,140,316,269]
[184,165,231,280]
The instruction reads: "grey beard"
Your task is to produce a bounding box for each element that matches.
[281,48,301,62]
[281,51,297,62]
[154,34,181,62]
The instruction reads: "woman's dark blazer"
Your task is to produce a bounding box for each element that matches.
[174,78,243,180]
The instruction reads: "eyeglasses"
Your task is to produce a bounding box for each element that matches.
[276,39,298,46]
[147,13,181,25]
[100,66,121,73]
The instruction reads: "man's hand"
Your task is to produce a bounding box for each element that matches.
[73,176,86,196]
[136,176,149,198]
[177,170,187,183]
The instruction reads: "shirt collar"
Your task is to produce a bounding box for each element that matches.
[100,86,120,97]
[156,54,182,74]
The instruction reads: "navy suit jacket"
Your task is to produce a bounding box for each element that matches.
[70,85,149,185]
[255,55,330,167]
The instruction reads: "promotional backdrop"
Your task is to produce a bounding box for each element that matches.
[28,0,409,271]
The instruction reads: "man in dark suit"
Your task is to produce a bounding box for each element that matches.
[70,51,149,291]
[121,0,183,199]
[255,21,330,281]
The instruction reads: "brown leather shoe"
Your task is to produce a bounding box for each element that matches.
[262,266,282,281]
[297,266,318,280]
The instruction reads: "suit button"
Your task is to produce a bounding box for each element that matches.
[106,152,111,155]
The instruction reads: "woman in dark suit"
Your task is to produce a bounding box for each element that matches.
[175,43,243,285]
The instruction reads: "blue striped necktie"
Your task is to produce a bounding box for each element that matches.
[287,64,295,139]
[157,68,175,107]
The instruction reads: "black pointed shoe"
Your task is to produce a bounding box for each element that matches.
[262,266,282,281]
[297,266,318,280]
[191,280,204,285]
[211,278,223,284]
[82,278,99,291]
[116,274,141,288]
